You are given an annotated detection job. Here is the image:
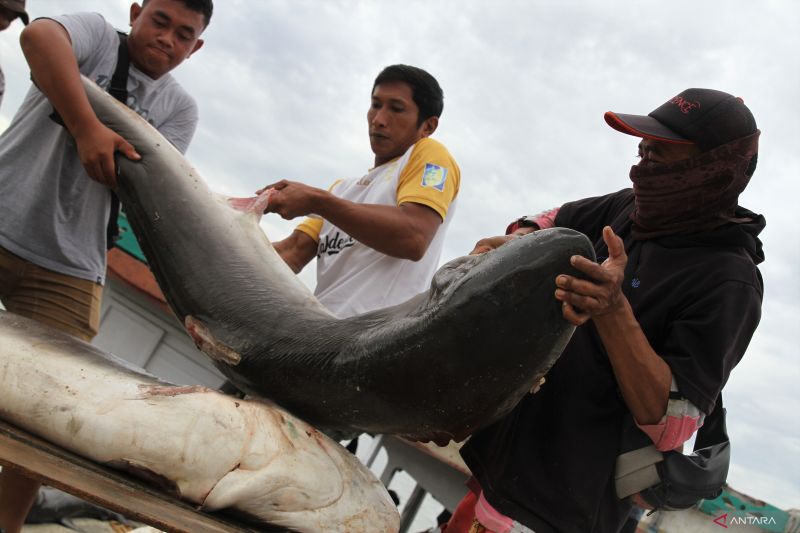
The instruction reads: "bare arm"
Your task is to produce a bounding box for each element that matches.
[471,208,561,255]
[469,226,534,255]
[273,230,317,274]
[20,19,139,187]
[554,226,671,424]
[262,180,441,261]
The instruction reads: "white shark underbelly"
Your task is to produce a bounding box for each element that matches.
[0,311,399,532]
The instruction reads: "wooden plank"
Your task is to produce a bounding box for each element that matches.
[0,420,283,533]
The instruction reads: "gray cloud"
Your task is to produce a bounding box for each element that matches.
[1,0,797,510]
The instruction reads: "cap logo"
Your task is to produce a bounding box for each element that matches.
[669,96,701,114]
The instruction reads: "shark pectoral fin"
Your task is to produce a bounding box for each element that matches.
[185,316,241,366]
[225,189,271,220]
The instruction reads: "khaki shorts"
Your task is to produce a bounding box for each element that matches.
[0,246,102,341]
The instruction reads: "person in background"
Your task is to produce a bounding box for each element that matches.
[0,0,29,109]
[445,88,764,533]
[0,1,212,530]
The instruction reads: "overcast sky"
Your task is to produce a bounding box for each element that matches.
[1,0,798,511]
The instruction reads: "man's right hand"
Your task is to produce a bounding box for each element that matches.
[74,120,140,188]
[257,179,326,220]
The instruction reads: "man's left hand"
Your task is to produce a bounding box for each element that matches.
[554,226,627,326]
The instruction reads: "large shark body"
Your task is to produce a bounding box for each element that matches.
[0,311,399,531]
[0,77,597,530]
[80,76,594,442]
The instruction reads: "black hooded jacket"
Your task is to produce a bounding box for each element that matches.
[461,188,765,533]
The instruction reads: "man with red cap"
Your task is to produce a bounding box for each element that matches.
[0,0,29,109]
[444,89,764,532]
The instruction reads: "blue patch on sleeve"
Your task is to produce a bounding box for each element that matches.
[421,163,448,192]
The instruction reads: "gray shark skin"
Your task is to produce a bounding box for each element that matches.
[83,76,595,442]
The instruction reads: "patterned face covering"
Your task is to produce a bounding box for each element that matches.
[628,131,760,240]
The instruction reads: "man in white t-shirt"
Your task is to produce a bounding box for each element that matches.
[261,64,461,319]
[0,1,212,530]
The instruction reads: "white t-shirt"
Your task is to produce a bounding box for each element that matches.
[0,12,198,284]
[296,137,460,318]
